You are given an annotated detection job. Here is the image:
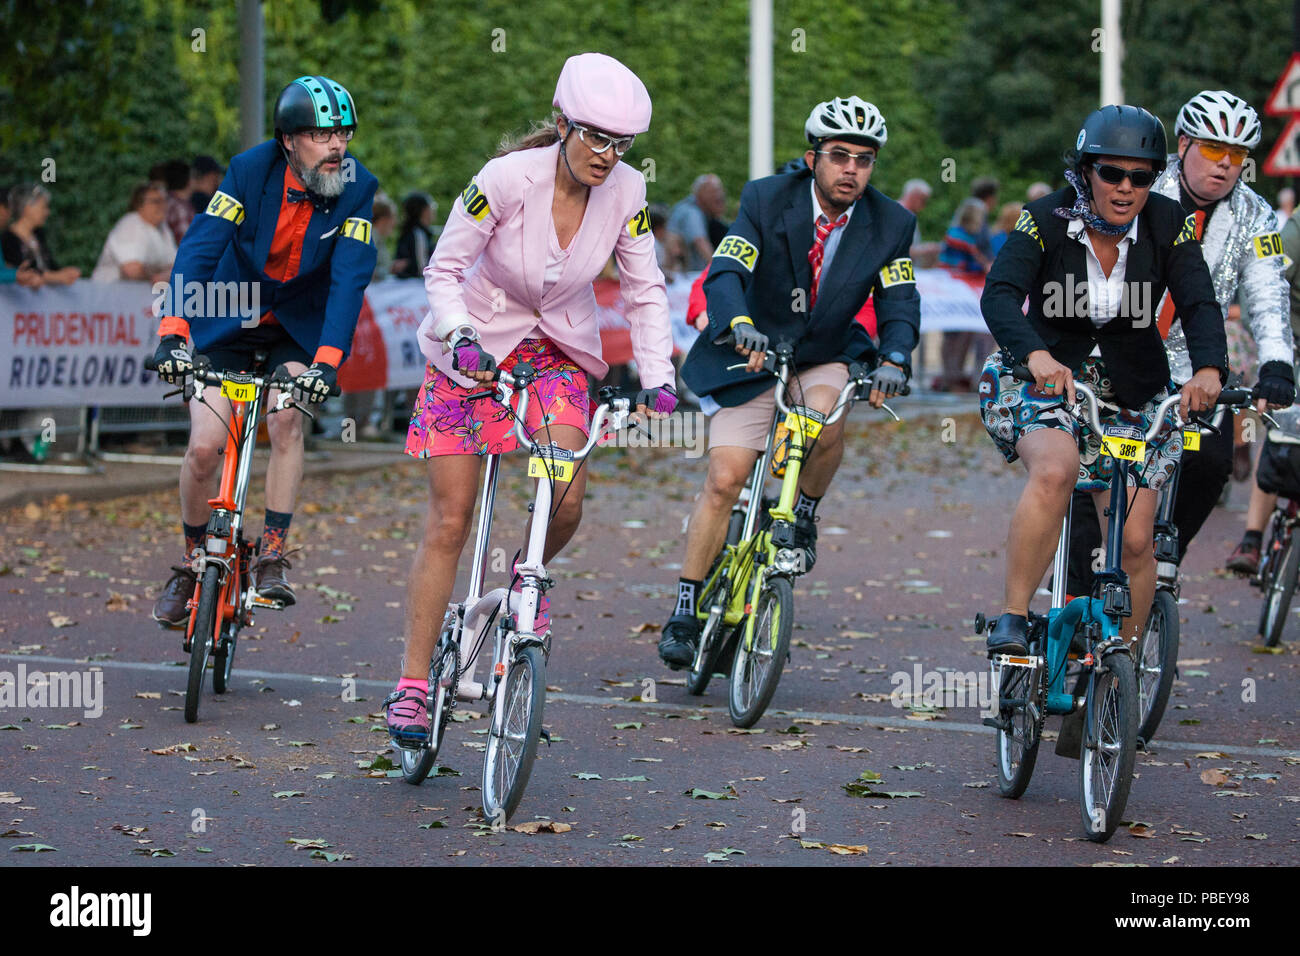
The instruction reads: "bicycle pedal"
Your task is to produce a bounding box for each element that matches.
[991,654,1041,668]
[249,594,285,609]
[982,716,1008,731]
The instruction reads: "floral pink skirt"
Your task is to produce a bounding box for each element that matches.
[404,338,590,458]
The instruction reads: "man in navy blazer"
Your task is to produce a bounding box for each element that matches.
[150,75,378,626]
[659,95,922,668]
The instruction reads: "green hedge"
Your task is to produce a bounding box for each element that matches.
[2,0,1294,272]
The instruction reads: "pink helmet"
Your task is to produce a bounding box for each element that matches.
[552,52,652,136]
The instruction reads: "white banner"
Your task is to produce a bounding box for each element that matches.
[1,281,160,408]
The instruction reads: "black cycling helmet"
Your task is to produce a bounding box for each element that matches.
[273,75,357,140]
[1074,105,1167,173]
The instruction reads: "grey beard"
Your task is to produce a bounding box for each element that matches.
[298,160,344,198]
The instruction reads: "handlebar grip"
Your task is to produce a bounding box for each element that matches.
[1010,364,1034,383]
[1218,387,1252,406]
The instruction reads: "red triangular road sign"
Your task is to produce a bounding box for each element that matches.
[1266,53,1300,115]
[1264,114,1300,176]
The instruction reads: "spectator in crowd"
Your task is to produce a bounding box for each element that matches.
[1276,186,1295,228]
[189,155,225,214]
[648,201,672,277]
[90,182,177,283]
[1026,180,1052,202]
[150,159,194,244]
[0,188,37,286]
[899,177,941,266]
[988,200,1023,256]
[393,191,436,279]
[935,197,992,391]
[969,175,999,257]
[371,194,396,281]
[667,173,726,272]
[1,183,80,284]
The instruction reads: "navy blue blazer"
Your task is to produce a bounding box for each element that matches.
[682,167,921,407]
[161,140,378,361]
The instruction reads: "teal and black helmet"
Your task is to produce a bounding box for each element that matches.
[274,75,356,137]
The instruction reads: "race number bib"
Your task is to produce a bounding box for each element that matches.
[626,205,651,239]
[1182,429,1201,452]
[1102,424,1145,462]
[1254,232,1284,259]
[714,235,759,271]
[783,408,825,441]
[460,180,492,223]
[878,257,915,288]
[527,445,576,483]
[341,217,372,244]
[205,190,245,225]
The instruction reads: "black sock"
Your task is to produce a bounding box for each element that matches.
[1243,529,1263,548]
[793,491,821,519]
[674,578,701,617]
[182,521,206,562]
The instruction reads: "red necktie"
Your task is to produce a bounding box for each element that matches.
[1156,208,1206,339]
[808,213,848,308]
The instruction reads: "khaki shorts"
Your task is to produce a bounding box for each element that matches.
[709,362,850,452]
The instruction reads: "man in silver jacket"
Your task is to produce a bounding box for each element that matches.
[1069,90,1295,595]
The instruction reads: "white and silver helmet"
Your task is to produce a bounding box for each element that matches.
[1175,90,1262,149]
[804,96,887,148]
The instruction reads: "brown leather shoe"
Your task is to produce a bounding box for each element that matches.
[152,565,197,628]
[252,552,296,606]
[1225,540,1260,576]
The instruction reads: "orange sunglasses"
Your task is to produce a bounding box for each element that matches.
[1193,139,1249,166]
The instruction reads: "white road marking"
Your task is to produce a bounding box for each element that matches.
[6,653,1296,760]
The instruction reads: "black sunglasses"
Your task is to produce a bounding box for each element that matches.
[1092,163,1156,189]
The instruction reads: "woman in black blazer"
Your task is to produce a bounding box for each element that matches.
[978,106,1227,656]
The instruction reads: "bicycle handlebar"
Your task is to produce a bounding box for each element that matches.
[144,352,342,397]
[725,343,909,423]
[1009,364,1251,440]
[467,361,633,464]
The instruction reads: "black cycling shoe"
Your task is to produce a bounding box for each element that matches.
[987,613,1029,656]
[793,514,818,572]
[658,615,702,670]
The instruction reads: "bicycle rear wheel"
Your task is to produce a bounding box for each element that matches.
[212,622,237,694]
[1079,652,1138,843]
[1261,533,1300,647]
[401,635,458,785]
[184,565,221,724]
[994,649,1044,799]
[481,644,546,823]
[687,553,733,696]
[728,575,793,728]
[1135,590,1178,743]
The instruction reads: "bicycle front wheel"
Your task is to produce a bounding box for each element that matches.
[184,565,221,724]
[1079,652,1138,843]
[1136,590,1178,743]
[1261,534,1300,647]
[481,644,546,823]
[728,575,793,728]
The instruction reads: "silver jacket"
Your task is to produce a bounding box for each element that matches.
[1157,156,1294,384]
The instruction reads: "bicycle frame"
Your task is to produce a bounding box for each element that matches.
[184,373,269,644]
[438,369,630,709]
[700,354,893,656]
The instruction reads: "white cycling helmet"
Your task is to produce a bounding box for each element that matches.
[1175,90,1262,150]
[804,96,887,149]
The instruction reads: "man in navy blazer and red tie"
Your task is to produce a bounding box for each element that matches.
[660,95,922,668]
[150,75,378,627]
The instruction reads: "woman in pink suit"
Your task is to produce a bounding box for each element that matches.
[386,53,678,743]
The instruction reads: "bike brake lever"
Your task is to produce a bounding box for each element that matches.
[1187,413,1221,436]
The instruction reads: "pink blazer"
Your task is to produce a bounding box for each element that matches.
[420,142,675,390]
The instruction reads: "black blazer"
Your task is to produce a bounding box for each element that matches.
[683,167,921,407]
[981,187,1227,409]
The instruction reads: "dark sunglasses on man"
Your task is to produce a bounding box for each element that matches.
[1092,163,1156,189]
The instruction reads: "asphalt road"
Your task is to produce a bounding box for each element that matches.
[2,410,1297,866]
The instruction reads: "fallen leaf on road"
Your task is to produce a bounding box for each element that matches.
[11,844,56,852]
[1199,769,1229,786]
[512,821,572,834]
[571,772,601,781]
[150,743,197,755]
[825,843,869,856]
[687,788,737,800]
[273,790,306,799]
